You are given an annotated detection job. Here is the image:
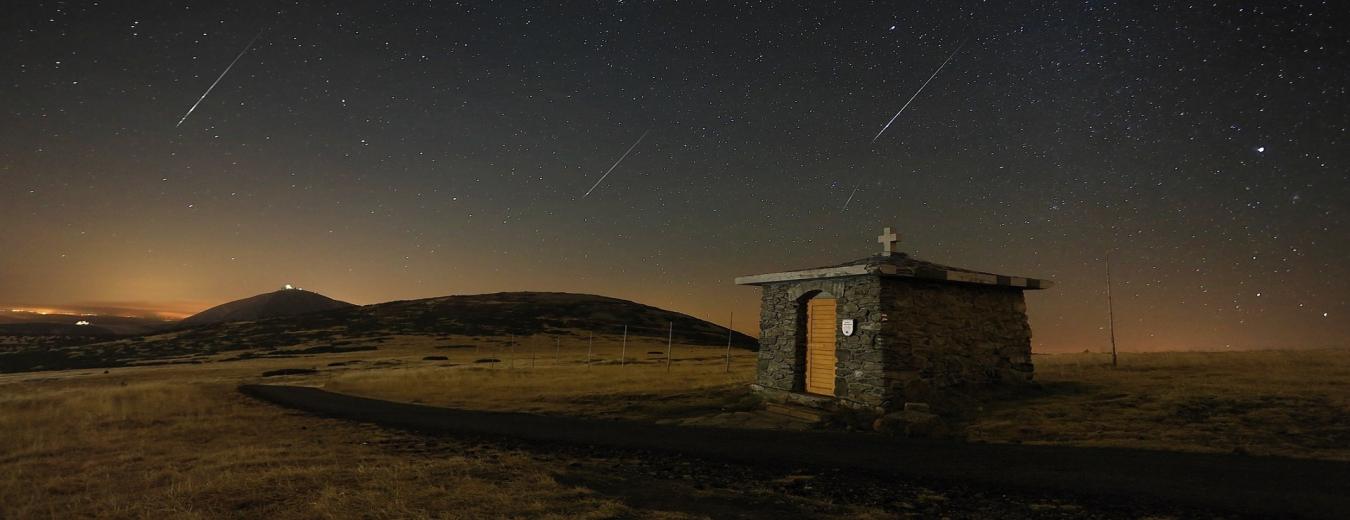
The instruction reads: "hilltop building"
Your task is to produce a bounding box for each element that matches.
[734,227,1052,411]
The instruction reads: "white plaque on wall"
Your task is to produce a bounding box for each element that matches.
[841,319,855,336]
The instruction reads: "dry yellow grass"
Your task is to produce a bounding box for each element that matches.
[0,333,765,519]
[967,349,1350,460]
[0,369,632,519]
[320,334,758,419]
[307,334,1350,462]
[4,331,1348,518]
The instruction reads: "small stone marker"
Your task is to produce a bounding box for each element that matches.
[877,227,900,256]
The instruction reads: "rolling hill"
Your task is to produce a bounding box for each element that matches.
[0,291,757,373]
[178,289,356,326]
[346,292,753,343]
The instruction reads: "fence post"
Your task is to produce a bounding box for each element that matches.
[509,333,515,369]
[666,321,673,373]
[724,312,734,373]
[620,325,628,367]
[554,337,560,365]
[587,331,593,368]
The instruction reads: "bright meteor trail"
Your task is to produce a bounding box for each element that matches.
[175,30,263,128]
[841,178,863,211]
[582,129,650,198]
[845,41,966,212]
[870,41,966,143]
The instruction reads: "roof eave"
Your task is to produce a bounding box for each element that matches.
[733,265,872,285]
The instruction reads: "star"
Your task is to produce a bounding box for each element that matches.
[1,1,1344,354]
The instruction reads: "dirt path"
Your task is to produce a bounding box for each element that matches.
[241,384,1350,519]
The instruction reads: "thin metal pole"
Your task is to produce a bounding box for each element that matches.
[1107,252,1118,368]
[724,312,734,373]
[666,321,673,373]
[509,333,515,369]
[587,331,593,367]
[620,325,628,367]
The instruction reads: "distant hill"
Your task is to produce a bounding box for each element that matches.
[177,291,754,348]
[349,292,756,346]
[179,289,356,326]
[0,291,756,374]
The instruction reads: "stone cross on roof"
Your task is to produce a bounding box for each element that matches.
[877,227,900,256]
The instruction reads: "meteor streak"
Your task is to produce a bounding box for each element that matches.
[841,178,863,211]
[870,41,966,143]
[176,30,263,128]
[582,129,650,198]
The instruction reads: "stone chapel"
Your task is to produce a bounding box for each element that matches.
[734,227,1053,411]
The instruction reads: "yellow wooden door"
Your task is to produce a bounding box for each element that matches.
[805,298,837,395]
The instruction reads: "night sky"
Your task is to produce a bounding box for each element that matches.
[3,2,1346,352]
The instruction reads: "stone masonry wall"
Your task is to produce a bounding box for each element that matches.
[879,278,1033,407]
[754,276,883,408]
[754,275,1034,412]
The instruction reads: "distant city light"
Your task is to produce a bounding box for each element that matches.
[8,308,52,315]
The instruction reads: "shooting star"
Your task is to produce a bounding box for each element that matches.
[175,30,263,128]
[841,178,863,212]
[582,129,650,198]
[870,40,966,143]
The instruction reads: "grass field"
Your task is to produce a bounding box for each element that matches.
[315,337,1350,461]
[321,333,758,420]
[0,335,777,519]
[2,333,1347,517]
[0,364,634,519]
[969,349,1350,461]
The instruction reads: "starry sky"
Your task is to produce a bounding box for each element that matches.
[2,1,1346,352]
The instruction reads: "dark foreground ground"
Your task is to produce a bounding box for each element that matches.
[242,384,1350,519]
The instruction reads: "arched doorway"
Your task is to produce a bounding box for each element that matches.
[805,295,837,396]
